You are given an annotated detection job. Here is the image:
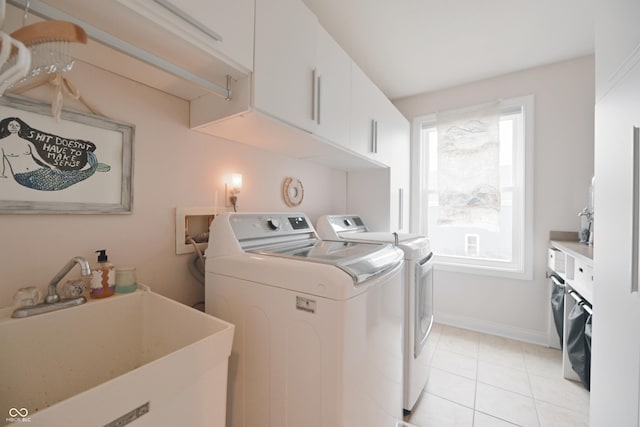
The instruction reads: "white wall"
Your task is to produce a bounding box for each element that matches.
[394,56,595,343]
[0,62,347,309]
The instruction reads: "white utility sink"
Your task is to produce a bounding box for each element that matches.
[0,287,234,427]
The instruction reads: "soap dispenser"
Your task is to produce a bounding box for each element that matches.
[90,249,115,298]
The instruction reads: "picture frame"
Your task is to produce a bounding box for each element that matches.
[0,94,134,214]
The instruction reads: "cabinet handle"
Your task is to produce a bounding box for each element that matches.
[633,127,640,293]
[317,75,321,125]
[374,120,379,153]
[311,70,321,125]
[152,0,223,43]
[370,119,376,153]
[312,69,318,123]
[399,188,404,230]
[370,119,379,154]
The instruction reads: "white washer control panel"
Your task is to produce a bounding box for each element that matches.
[230,213,315,242]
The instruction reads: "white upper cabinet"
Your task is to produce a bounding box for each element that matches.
[253,0,351,143]
[28,0,407,172]
[350,62,385,160]
[119,0,255,72]
[314,26,351,148]
[350,61,408,168]
[253,0,318,132]
[190,0,408,172]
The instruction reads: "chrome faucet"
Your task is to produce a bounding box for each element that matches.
[578,208,594,245]
[45,256,92,304]
[12,256,92,318]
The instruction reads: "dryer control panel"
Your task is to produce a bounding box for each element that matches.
[316,215,367,239]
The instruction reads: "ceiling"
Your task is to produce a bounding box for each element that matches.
[303,0,595,100]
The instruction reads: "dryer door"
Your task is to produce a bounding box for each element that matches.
[415,253,434,357]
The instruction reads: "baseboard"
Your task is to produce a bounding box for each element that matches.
[434,312,549,346]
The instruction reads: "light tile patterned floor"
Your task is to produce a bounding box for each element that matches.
[404,323,590,427]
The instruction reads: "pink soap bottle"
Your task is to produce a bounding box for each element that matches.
[89,249,115,298]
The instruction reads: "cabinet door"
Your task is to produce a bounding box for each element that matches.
[375,97,407,166]
[254,0,318,133]
[169,0,254,71]
[118,0,254,72]
[591,61,640,426]
[385,107,411,232]
[315,25,351,147]
[350,62,384,159]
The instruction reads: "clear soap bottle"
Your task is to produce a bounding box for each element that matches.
[90,249,115,298]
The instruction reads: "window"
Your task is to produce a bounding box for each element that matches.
[411,96,534,279]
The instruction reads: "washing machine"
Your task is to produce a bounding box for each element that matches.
[316,214,434,412]
[205,212,405,427]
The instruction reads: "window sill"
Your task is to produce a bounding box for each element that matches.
[434,258,533,281]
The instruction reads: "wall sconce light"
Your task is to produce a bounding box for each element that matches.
[226,173,243,212]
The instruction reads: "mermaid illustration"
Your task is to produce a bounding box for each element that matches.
[0,117,110,191]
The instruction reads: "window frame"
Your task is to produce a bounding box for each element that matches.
[410,95,534,280]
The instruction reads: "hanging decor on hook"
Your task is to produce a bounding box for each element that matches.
[0,0,87,95]
[282,177,304,207]
[0,1,92,118]
[7,0,87,84]
[9,19,87,80]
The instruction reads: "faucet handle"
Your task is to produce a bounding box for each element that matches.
[13,286,42,308]
[578,207,593,219]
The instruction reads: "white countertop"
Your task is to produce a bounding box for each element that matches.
[550,240,593,267]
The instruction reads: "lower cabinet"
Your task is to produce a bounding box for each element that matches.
[547,241,593,390]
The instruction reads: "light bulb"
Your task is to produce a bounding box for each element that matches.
[229,173,242,194]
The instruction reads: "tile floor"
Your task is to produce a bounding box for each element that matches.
[403,323,590,427]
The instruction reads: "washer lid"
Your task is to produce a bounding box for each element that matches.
[250,239,403,284]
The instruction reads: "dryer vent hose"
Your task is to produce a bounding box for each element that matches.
[188,252,204,285]
[187,238,205,310]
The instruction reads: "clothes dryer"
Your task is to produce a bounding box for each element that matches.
[205,213,405,427]
[316,214,433,412]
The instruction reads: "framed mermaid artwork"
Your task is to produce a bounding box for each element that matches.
[0,94,134,213]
